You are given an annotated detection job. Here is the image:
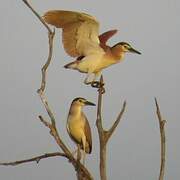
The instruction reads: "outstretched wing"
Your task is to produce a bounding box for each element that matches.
[99,29,118,50]
[43,10,103,57]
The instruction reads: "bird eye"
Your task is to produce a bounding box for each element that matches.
[124,45,129,49]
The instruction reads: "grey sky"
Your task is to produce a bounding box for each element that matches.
[0,0,179,179]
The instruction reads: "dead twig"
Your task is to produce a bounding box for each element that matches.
[106,101,126,142]
[37,30,55,93]
[0,152,67,166]
[22,0,52,33]
[96,75,126,180]
[38,115,73,158]
[22,0,55,93]
[155,98,166,180]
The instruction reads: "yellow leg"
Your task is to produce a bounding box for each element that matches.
[84,73,95,85]
[82,149,86,165]
[81,135,86,165]
[94,71,101,80]
[77,145,82,162]
[91,71,103,88]
[71,149,77,157]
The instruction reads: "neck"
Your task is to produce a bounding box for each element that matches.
[69,104,82,116]
[111,47,125,60]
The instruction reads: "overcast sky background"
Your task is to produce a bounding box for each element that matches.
[0,0,179,179]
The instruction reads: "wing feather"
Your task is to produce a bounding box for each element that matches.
[84,117,92,154]
[43,10,102,57]
[99,29,118,50]
[43,10,81,27]
[62,22,82,57]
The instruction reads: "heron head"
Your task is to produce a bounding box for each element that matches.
[113,42,141,55]
[72,97,96,107]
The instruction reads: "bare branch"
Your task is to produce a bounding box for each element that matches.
[155,98,166,180]
[37,30,55,93]
[22,0,52,33]
[95,75,107,180]
[0,152,67,166]
[95,75,126,180]
[96,76,104,133]
[38,92,56,126]
[106,101,126,141]
[38,115,51,128]
[22,0,55,93]
[38,115,72,157]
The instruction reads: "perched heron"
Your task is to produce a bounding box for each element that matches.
[66,97,95,164]
[43,10,141,87]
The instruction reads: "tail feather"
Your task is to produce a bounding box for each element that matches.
[64,61,77,69]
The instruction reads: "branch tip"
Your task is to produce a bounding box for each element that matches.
[0,152,68,166]
[155,98,166,180]
[22,0,52,33]
[100,75,104,83]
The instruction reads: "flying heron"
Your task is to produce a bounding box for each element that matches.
[43,10,141,87]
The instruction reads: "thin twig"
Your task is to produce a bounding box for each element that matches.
[0,152,67,166]
[22,0,55,93]
[155,98,166,180]
[38,92,56,126]
[106,101,126,141]
[22,0,52,33]
[77,145,83,180]
[38,115,72,157]
[37,30,55,93]
[96,76,104,133]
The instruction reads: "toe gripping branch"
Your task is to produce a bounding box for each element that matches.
[91,76,105,94]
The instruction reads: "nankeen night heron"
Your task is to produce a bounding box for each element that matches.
[43,10,141,87]
[66,97,95,164]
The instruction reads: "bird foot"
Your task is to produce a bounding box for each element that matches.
[91,81,105,94]
[98,87,105,94]
[91,81,104,88]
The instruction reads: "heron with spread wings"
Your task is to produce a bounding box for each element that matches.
[43,10,141,87]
